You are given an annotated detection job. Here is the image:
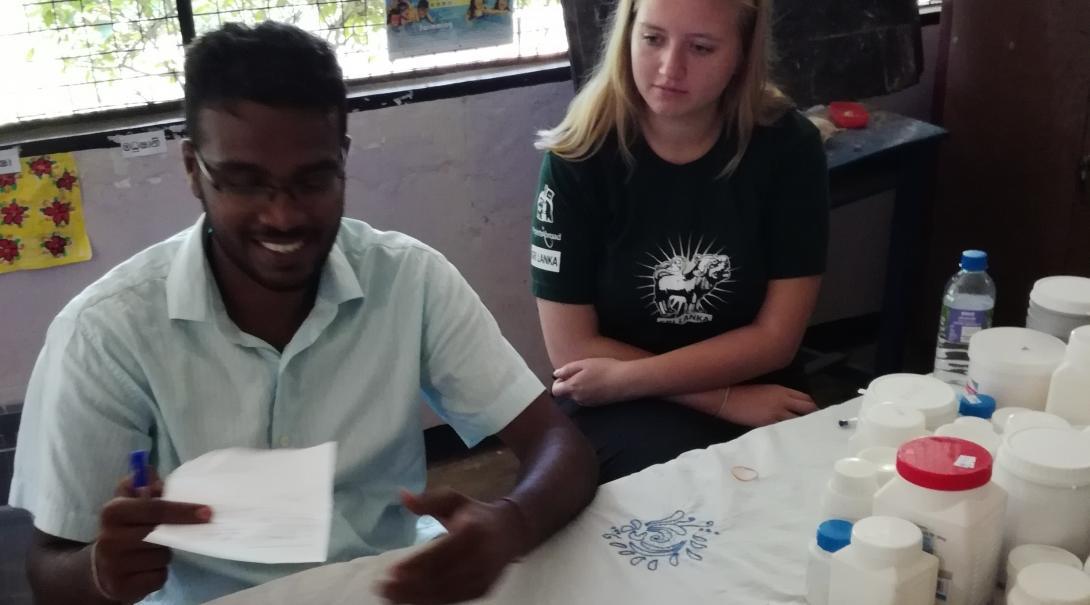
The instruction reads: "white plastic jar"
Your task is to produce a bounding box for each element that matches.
[1004,544,1083,587]
[993,426,1090,560]
[862,373,958,430]
[828,516,939,605]
[807,519,853,605]
[935,418,1001,458]
[820,458,879,522]
[1044,325,1090,425]
[1026,276,1090,343]
[992,407,1037,433]
[967,328,1066,410]
[872,436,1006,605]
[851,402,929,453]
[1003,410,1071,436]
[858,446,898,487]
[1007,562,1090,605]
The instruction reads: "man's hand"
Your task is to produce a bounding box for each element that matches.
[550,358,634,405]
[92,470,211,603]
[718,384,817,427]
[377,488,532,605]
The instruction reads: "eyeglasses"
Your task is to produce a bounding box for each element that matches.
[192,148,346,204]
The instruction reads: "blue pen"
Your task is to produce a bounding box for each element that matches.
[129,449,149,490]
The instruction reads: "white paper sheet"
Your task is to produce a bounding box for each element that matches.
[145,442,336,564]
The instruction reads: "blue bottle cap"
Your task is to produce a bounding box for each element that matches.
[959,393,996,419]
[960,250,988,271]
[816,519,853,553]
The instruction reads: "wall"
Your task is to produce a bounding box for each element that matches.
[1,23,940,408]
[0,81,572,409]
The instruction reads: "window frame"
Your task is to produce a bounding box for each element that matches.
[0,2,943,152]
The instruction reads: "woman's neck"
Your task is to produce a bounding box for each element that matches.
[640,107,724,165]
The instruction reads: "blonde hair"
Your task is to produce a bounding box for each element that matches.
[535,0,791,176]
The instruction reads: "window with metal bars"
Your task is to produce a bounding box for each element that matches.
[0,0,566,127]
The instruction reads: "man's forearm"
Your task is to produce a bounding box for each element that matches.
[28,537,116,605]
[501,422,597,553]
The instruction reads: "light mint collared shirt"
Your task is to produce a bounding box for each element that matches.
[11,216,544,604]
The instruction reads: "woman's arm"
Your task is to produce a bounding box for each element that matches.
[538,275,821,403]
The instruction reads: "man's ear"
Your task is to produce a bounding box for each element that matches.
[342,135,352,157]
[181,139,203,201]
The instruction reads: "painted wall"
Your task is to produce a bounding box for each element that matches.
[0,81,572,410]
[0,23,940,408]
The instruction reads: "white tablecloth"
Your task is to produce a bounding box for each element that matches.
[208,398,862,605]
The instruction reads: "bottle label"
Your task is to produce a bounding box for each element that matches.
[940,306,993,344]
[918,523,951,601]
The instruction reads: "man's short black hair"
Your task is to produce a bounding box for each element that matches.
[184,21,347,146]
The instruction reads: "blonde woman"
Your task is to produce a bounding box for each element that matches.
[531,0,829,482]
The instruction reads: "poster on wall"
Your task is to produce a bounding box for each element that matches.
[386,0,514,60]
[0,152,92,274]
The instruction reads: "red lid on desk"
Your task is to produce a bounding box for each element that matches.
[896,436,992,491]
[829,102,869,129]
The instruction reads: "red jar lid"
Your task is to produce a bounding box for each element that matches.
[829,101,870,129]
[896,436,993,491]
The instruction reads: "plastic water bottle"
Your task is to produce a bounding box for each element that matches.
[933,250,996,386]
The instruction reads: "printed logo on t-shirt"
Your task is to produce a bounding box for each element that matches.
[536,185,555,223]
[532,226,563,249]
[639,238,734,325]
[531,244,561,272]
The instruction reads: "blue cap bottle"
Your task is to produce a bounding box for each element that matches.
[958,393,996,419]
[816,519,853,553]
[960,250,988,272]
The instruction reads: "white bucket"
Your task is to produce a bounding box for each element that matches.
[1026,276,1090,342]
[1004,544,1082,587]
[967,328,1066,410]
[993,427,1090,561]
[1007,562,1090,605]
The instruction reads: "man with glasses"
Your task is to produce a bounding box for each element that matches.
[11,21,597,605]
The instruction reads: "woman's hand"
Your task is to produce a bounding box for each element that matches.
[551,358,635,406]
[717,384,817,427]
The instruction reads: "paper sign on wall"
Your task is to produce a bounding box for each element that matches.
[0,148,19,175]
[0,152,92,274]
[386,0,514,60]
[117,130,168,158]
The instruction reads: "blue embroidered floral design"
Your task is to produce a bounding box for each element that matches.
[602,510,719,571]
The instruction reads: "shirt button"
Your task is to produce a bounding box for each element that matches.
[279,436,291,447]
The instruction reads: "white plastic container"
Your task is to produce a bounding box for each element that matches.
[1045,326,1090,425]
[1003,410,1071,436]
[1007,562,1090,605]
[851,402,929,453]
[807,519,853,605]
[820,458,879,522]
[862,373,959,430]
[1004,544,1083,587]
[992,407,1038,433]
[935,418,1001,458]
[829,516,939,605]
[1027,276,1090,342]
[993,426,1090,560]
[872,436,1006,605]
[967,328,1066,410]
[858,446,898,487]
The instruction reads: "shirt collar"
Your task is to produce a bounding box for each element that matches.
[166,215,365,323]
